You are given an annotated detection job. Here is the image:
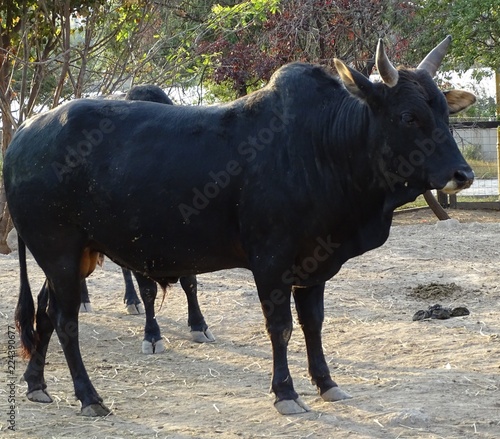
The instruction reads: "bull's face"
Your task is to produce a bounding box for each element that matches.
[334,36,475,196]
[374,69,475,195]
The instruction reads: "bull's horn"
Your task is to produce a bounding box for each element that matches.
[417,35,452,77]
[376,39,398,87]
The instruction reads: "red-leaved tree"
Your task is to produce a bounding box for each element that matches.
[196,0,418,98]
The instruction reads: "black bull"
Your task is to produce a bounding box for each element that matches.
[3,37,475,416]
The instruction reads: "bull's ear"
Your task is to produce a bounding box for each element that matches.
[443,90,476,114]
[334,59,374,99]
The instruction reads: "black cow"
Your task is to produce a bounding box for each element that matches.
[80,84,215,349]
[80,264,213,351]
[125,84,174,104]
[93,85,173,105]
[4,36,475,417]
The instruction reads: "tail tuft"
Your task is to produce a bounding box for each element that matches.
[15,236,37,359]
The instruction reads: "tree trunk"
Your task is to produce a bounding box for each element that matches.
[0,61,14,254]
[0,129,12,254]
[0,205,12,254]
[52,1,71,107]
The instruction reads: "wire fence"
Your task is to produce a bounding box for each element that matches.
[451,120,499,198]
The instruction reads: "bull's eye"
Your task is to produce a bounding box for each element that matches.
[401,112,417,127]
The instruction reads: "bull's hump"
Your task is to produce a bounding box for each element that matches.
[63,98,134,120]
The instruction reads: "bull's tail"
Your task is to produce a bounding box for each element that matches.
[14,235,37,359]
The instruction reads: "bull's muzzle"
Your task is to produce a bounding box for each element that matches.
[440,168,475,194]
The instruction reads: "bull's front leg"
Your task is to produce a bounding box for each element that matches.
[254,275,310,415]
[293,283,352,402]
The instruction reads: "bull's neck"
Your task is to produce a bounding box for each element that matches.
[316,96,377,192]
[329,96,372,157]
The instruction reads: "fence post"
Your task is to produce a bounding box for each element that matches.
[497,124,500,199]
[496,70,500,200]
[437,191,448,208]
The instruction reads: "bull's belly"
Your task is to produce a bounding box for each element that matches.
[105,247,249,278]
[87,227,249,278]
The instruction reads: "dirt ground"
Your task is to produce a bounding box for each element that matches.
[0,208,499,439]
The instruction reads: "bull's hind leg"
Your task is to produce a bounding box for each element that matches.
[293,284,351,402]
[31,244,109,416]
[47,268,109,416]
[181,275,215,343]
[24,281,55,403]
[49,277,110,416]
[133,273,165,354]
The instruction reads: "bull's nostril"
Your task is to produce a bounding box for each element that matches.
[454,169,473,183]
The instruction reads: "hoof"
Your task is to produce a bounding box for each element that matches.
[142,338,166,354]
[27,389,53,403]
[321,386,352,402]
[80,402,111,417]
[80,302,93,313]
[126,303,144,315]
[191,328,216,343]
[274,397,310,415]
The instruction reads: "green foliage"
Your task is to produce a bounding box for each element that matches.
[200,80,242,103]
[210,0,280,30]
[448,75,498,119]
[3,0,497,112]
[403,0,500,71]
[189,0,282,98]
[460,95,497,119]
[194,0,427,98]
